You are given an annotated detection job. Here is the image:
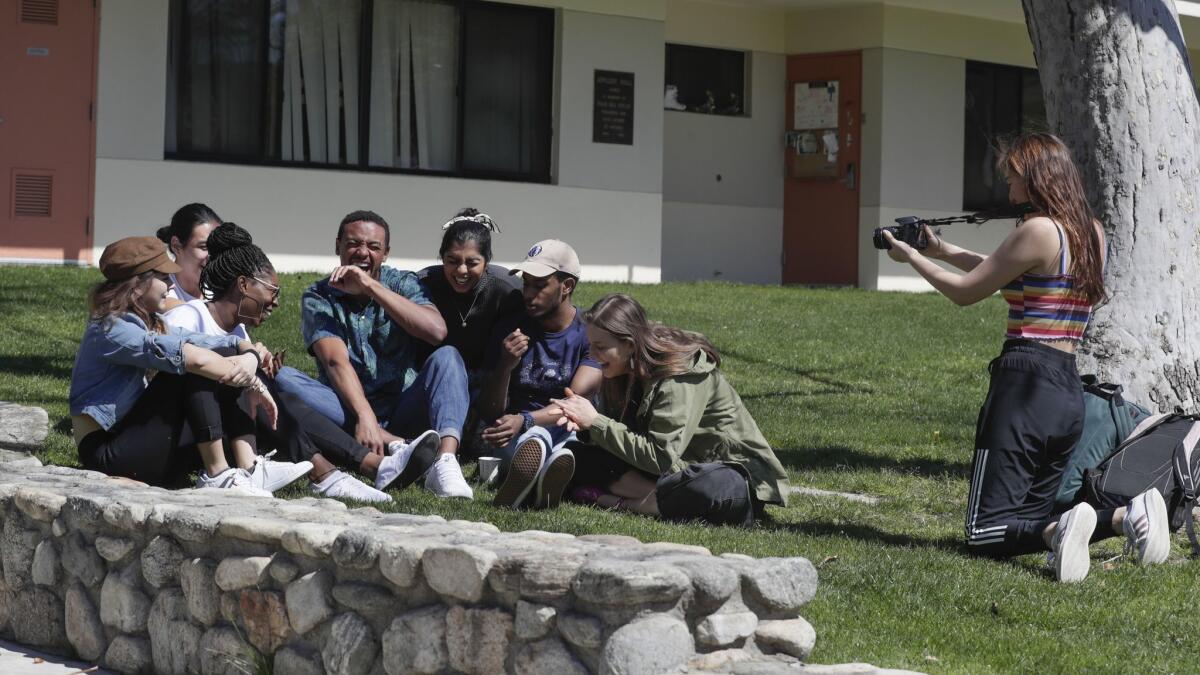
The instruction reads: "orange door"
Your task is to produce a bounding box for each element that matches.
[0,0,99,263]
[783,52,861,285]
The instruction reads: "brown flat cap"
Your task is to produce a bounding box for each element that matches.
[99,236,181,281]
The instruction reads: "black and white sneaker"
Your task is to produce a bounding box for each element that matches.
[1123,487,1170,565]
[493,434,547,509]
[377,429,439,491]
[534,448,575,509]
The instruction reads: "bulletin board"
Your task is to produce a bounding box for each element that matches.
[788,80,839,179]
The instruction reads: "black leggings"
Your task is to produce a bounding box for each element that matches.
[78,373,255,487]
[264,386,370,470]
[964,339,1118,557]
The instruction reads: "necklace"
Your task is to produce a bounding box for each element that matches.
[451,275,485,327]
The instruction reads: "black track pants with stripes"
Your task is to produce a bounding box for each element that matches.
[963,339,1115,557]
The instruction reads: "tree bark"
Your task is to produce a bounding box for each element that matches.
[1022,0,1200,409]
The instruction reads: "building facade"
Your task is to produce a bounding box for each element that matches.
[3,0,1199,289]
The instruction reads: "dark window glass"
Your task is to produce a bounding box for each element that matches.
[165,0,553,183]
[963,60,1047,211]
[664,44,747,116]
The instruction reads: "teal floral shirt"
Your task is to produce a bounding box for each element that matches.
[301,266,432,417]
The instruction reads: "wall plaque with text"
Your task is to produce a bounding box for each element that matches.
[593,70,635,145]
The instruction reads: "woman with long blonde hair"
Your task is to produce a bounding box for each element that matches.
[552,293,789,524]
[883,132,1167,581]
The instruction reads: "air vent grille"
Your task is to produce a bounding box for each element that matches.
[20,0,58,25]
[14,174,53,217]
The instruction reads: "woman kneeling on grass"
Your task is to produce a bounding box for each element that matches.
[551,293,789,525]
[882,132,1168,582]
[69,236,290,495]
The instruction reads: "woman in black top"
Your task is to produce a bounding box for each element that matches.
[419,210,523,382]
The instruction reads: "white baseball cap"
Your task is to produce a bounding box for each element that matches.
[509,239,581,278]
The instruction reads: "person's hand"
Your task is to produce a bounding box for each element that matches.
[251,341,273,363]
[922,224,947,260]
[482,414,524,448]
[355,416,387,456]
[219,353,259,387]
[500,329,530,368]
[883,230,917,264]
[329,265,377,296]
[263,348,286,379]
[550,387,597,432]
[245,385,278,431]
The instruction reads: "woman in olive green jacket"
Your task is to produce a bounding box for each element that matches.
[552,293,789,521]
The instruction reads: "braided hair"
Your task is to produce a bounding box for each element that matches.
[200,222,273,300]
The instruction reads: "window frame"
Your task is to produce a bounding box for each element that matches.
[164,0,555,185]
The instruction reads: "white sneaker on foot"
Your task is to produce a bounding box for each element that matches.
[197,467,272,497]
[535,448,575,509]
[425,453,474,499]
[493,434,547,509]
[313,470,392,503]
[1123,487,1170,565]
[377,429,439,491]
[248,450,314,493]
[1051,502,1097,583]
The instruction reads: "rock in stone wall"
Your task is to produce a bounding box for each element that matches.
[0,450,823,674]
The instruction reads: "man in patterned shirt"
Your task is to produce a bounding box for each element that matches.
[296,210,473,498]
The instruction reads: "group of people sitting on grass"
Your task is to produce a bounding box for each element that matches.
[69,204,789,526]
[67,131,1174,581]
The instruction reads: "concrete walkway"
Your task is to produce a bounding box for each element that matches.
[0,640,111,675]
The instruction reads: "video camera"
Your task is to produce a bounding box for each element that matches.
[872,203,1035,251]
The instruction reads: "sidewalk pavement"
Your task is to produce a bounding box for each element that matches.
[0,640,111,674]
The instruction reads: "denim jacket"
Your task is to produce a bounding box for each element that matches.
[69,313,243,430]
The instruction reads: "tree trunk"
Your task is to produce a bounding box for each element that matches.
[1022,0,1200,409]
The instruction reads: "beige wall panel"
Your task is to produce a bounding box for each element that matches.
[556,11,665,193]
[96,0,168,160]
[785,5,884,54]
[662,51,784,208]
[94,159,662,281]
[665,0,786,53]
[661,201,782,284]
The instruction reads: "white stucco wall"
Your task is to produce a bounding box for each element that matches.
[92,1,664,281]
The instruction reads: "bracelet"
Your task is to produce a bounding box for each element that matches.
[238,348,262,371]
[521,412,535,433]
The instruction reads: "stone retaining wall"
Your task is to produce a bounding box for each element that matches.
[0,457,822,674]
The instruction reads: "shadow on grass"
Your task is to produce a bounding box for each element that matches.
[717,346,874,396]
[0,355,74,380]
[762,516,963,552]
[775,445,971,479]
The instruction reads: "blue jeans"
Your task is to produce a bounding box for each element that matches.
[273,346,469,442]
[497,424,576,471]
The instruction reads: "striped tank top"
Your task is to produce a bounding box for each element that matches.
[1000,224,1092,342]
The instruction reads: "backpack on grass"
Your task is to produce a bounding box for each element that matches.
[1082,413,1200,556]
[1054,376,1151,508]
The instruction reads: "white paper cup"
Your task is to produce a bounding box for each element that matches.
[478,456,502,485]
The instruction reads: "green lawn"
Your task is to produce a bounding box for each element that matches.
[0,265,1189,673]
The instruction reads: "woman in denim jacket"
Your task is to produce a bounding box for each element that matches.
[70,236,288,494]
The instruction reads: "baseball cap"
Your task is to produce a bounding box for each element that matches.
[509,239,581,278]
[99,236,181,281]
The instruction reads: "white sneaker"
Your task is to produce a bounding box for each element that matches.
[493,434,547,509]
[1123,488,1170,565]
[377,429,439,491]
[197,467,272,497]
[1051,502,1097,583]
[425,453,474,499]
[248,450,314,493]
[313,470,392,503]
[534,448,575,509]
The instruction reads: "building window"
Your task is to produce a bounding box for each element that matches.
[963,60,1047,211]
[664,44,747,116]
[165,0,554,183]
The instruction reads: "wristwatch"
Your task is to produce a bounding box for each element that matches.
[520,412,535,433]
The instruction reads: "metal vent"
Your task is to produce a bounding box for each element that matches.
[20,0,58,25]
[13,174,53,217]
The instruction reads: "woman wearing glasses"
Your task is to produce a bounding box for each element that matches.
[163,223,423,502]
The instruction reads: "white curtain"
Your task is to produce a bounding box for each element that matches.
[281,0,360,163]
[369,0,458,170]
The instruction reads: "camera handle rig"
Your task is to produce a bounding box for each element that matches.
[873,202,1035,251]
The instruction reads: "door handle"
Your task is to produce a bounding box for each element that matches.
[842,162,856,190]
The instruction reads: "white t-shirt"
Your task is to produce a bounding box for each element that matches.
[165,274,198,303]
[162,299,250,341]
